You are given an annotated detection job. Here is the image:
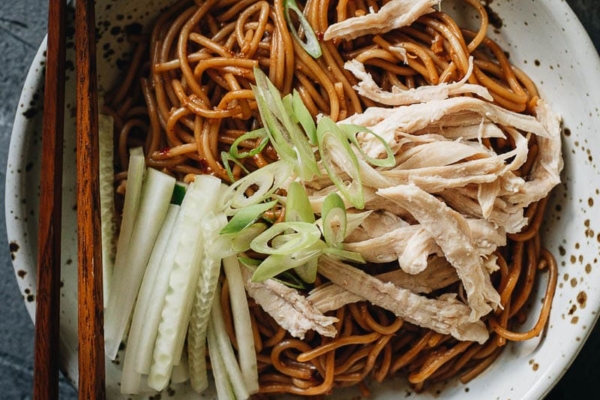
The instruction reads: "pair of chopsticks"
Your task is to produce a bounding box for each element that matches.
[33,0,106,398]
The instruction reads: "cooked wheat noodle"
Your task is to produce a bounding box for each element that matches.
[489,249,558,341]
[509,240,542,319]
[408,340,473,384]
[296,332,382,362]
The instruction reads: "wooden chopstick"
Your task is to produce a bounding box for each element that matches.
[33,0,66,398]
[75,0,106,398]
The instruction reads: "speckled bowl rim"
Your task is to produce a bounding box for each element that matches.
[7,37,46,322]
[6,1,600,399]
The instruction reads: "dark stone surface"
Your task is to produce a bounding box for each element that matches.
[0,0,598,398]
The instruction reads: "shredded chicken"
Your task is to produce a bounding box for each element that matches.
[508,99,563,207]
[345,57,493,106]
[381,155,509,193]
[241,268,338,339]
[344,215,505,272]
[323,0,439,41]
[308,256,458,312]
[345,210,409,242]
[412,111,507,134]
[276,75,562,342]
[308,185,415,220]
[341,96,551,159]
[478,180,502,219]
[317,256,489,343]
[362,186,418,218]
[344,224,435,265]
[440,186,528,234]
[398,227,438,273]
[415,121,506,141]
[377,184,501,319]
[394,140,491,170]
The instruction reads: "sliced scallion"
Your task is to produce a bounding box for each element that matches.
[224,160,293,211]
[252,74,296,163]
[251,242,325,282]
[292,90,317,145]
[250,221,321,255]
[284,181,319,282]
[285,181,315,223]
[253,67,319,181]
[284,0,322,58]
[317,117,365,209]
[340,123,396,168]
[321,192,346,249]
[238,257,309,289]
[229,128,269,159]
[220,200,277,235]
[230,223,268,253]
[221,151,250,183]
[294,257,319,284]
[324,247,366,264]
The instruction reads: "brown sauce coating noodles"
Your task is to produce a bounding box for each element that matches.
[104,0,558,396]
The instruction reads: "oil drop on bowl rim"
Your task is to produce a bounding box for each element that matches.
[6,0,600,398]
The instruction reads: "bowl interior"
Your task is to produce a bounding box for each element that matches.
[6,0,600,399]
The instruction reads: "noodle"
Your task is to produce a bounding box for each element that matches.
[105,0,559,396]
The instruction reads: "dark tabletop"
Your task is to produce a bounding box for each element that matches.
[1,0,599,399]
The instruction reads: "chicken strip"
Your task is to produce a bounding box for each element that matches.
[377,184,501,319]
[308,256,459,312]
[342,96,551,159]
[345,57,493,106]
[324,0,439,41]
[317,256,489,343]
[241,268,338,339]
[508,99,563,207]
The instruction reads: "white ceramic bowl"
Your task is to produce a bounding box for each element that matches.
[6,0,600,398]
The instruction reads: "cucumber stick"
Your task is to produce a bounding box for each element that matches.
[111,146,144,293]
[222,256,259,394]
[187,212,232,393]
[119,204,180,394]
[147,175,224,391]
[207,321,236,400]
[134,220,181,374]
[104,167,176,360]
[174,211,231,367]
[208,282,250,400]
